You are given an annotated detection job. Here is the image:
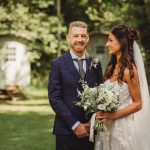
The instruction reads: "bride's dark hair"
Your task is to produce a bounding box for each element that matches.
[104,25,139,82]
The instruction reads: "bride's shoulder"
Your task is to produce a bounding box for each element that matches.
[123,65,138,83]
[124,64,137,75]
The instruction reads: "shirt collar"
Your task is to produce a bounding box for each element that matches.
[70,49,86,60]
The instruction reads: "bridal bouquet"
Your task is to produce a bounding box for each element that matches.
[76,80,121,131]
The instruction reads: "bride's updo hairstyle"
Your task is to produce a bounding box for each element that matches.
[104,25,139,82]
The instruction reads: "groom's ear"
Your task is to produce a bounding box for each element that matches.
[66,34,70,42]
[87,34,89,43]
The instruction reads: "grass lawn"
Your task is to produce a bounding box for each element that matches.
[0,87,55,150]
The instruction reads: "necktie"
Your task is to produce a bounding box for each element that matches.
[74,59,85,79]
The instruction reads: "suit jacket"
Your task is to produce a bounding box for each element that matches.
[48,51,103,135]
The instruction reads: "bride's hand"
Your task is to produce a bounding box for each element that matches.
[96,112,116,121]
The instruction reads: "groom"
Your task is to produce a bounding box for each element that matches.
[48,21,103,150]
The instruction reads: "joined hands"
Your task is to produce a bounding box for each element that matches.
[74,123,90,138]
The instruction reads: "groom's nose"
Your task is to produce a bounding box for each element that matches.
[77,36,82,42]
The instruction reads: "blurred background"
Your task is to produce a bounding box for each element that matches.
[0,0,150,150]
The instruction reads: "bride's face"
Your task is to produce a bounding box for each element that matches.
[106,33,121,55]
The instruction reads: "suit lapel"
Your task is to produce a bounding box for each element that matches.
[63,51,80,81]
[85,57,92,80]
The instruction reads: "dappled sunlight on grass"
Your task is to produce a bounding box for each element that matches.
[23,86,48,99]
[0,111,55,150]
[0,87,56,150]
[0,99,54,114]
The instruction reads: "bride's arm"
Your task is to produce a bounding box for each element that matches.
[96,65,142,121]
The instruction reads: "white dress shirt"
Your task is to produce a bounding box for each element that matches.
[69,50,87,130]
[70,50,86,73]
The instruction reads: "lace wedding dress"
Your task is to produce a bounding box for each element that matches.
[94,79,142,150]
[92,41,150,150]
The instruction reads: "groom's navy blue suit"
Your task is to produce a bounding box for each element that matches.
[48,51,103,150]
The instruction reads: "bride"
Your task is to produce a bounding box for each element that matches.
[93,25,150,150]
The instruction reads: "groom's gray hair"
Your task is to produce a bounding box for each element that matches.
[68,21,88,33]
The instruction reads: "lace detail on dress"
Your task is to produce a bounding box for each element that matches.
[94,80,140,150]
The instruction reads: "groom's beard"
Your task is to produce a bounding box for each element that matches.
[71,41,87,52]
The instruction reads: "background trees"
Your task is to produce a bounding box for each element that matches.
[0,0,149,86]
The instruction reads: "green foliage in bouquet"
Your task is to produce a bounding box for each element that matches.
[76,80,121,131]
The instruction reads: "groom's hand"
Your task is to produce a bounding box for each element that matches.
[74,123,89,138]
[84,122,90,133]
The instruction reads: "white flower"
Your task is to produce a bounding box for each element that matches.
[115,92,119,96]
[83,105,88,110]
[90,57,99,69]
[97,104,106,111]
